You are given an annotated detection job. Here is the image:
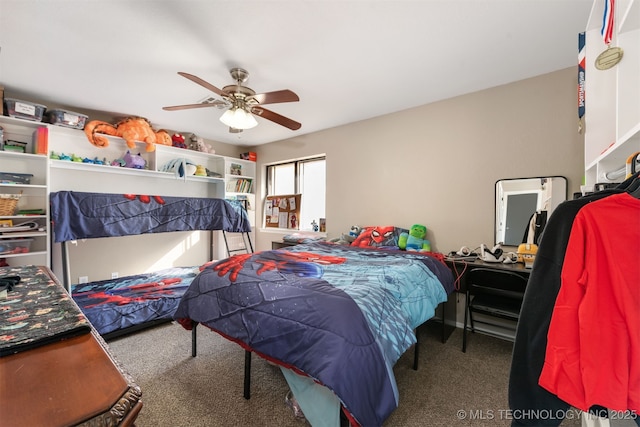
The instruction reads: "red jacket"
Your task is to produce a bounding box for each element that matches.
[539,193,640,412]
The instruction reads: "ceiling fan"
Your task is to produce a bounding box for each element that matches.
[163,68,301,133]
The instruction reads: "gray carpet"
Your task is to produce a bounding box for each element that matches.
[107,321,583,427]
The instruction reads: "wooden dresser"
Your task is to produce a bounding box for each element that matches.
[0,266,142,426]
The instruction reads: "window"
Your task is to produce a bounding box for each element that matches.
[266,156,326,231]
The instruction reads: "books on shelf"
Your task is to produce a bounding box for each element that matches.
[226,178,253,193]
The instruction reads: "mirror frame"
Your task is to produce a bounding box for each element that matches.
[495,176,567,246]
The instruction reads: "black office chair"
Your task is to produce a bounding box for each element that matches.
[462,267,528,352]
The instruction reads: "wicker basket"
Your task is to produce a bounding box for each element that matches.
[0,193,21,216]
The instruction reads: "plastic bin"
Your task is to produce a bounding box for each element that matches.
[0,172,32,184]
[46,109,88,129]
[0,238,33,255]
[3,98,46,122]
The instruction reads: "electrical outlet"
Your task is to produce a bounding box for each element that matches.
[111,272,119,279]
[79,276,89,284]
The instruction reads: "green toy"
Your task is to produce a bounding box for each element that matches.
[398,224,431,252]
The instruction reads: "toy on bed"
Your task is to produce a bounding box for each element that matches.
[398,224,431,252]
[84,116,172,152]
[329,225,361,245]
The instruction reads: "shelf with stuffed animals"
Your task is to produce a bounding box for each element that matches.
[45,121,226,185]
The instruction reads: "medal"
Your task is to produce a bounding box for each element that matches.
[595,0,623,70]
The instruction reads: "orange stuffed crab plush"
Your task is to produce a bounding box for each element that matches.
[84,117,171,152]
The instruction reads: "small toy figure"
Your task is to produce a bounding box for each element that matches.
[194,165,207,176]
[311,220,319,232]
[398,224,431,252]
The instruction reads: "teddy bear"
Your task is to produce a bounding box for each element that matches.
[188,133,215,154]
[398,224,431,252]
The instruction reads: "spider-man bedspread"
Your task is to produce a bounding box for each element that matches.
[72,266,198,336]
[174,242,455,426]
[49,191,251,243]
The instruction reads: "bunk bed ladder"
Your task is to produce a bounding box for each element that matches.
[222,198,254,257]
[222,230,254,257]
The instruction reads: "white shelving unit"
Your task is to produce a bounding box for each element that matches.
[584,0,640,186]
[0,114,257,268]
[0,117,50,267]
[224,157,256,227]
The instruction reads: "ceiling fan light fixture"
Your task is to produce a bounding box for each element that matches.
[219,107,258,130]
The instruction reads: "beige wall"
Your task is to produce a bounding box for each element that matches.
[253,67,584,254]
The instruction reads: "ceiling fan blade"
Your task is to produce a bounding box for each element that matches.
[177,72,229,97]
[163,101,226,111]
[252,107,301,130]
[249,89,299,105]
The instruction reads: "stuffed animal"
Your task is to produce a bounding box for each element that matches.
[172,133,187,149]
[84,117,164,152]
[123,151,146,169]
[398,224,431,252]
[156,129,173,147]
[160,158,197,177]
[188,133,215,154]
[329,225,361,245]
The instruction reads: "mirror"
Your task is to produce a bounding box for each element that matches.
[495,176,567,246]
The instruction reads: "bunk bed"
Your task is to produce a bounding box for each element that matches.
[49,191,251,338]
[173,241,455,426]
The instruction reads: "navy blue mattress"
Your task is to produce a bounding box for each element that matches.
[72,266,199,337]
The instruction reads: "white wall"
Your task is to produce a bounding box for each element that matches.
[252,68,585,254]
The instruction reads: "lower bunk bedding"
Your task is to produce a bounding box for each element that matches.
[72,266,199,338]
[174,241,455,426]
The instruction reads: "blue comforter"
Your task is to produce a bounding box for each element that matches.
[50,191,251,243]
[174,242,454,426]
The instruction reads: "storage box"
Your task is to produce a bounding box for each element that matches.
[0,238,33,255]
[4,98,46,122]
[2,140,26,153]
[0,172,32,184]
[46,109,88,129]
[241,152,257,161]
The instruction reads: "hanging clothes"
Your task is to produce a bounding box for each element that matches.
[508,183,630,426]
[521,210,548,245]
[538,192,640,412]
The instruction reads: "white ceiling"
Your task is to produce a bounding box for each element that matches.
[0,0,594,147]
